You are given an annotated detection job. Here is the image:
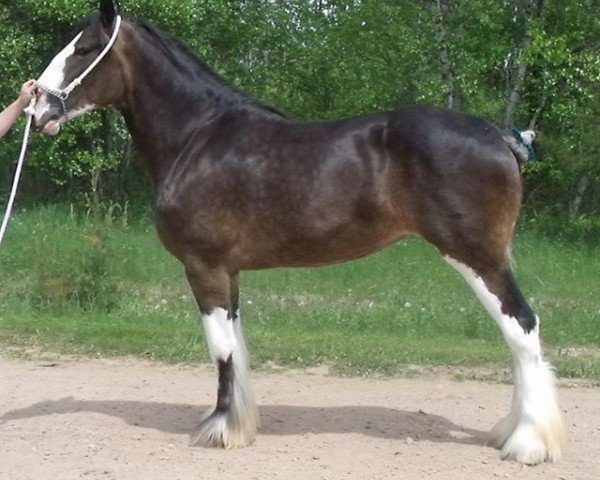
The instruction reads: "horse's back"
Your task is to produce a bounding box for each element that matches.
[385,105,518,176]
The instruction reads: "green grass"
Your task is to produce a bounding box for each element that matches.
[0,206,599,380]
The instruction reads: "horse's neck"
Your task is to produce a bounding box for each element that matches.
[120,30,243,184]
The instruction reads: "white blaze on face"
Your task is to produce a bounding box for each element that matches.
[38,32,83,90]
[35,32,83,134]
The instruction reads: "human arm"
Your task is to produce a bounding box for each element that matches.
[0,80,37,139]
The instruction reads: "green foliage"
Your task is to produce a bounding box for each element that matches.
[522,212,600,244]
[1,2,597,380]
[0,209,599,379]
[0,1,598,215]
[1,207,122,313]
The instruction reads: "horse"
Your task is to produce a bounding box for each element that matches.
[32,0,564,464]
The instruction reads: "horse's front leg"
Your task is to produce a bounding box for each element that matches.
[185,262,257,448]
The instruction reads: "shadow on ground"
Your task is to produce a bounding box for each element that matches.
[1,397,485,447]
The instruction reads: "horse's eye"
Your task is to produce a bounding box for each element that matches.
[74,47,92,56]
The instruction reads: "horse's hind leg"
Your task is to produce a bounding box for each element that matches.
[185,263,257,448]
[444,255,565,464]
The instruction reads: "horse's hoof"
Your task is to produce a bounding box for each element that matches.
[190,410,256,449]
[495,416,565,465]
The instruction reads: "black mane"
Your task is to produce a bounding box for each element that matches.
[129,17,288,119]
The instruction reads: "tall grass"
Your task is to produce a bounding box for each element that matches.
[0,206,598,380]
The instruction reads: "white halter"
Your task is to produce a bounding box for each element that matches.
[36,15,122,114]
[1,16,123,247]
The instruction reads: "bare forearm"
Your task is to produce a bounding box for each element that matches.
[0,99,26,138]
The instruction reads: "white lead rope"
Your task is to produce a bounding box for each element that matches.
[0,98,35,247]
[0,16,122,247]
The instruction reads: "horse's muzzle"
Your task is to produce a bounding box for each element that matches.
[33,94,63,136]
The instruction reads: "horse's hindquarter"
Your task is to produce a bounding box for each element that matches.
[384,106,523,265]
[157,106,522,270]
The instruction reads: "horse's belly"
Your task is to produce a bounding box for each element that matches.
[235,217,410,269]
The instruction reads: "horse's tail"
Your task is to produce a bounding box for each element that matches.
[503,129,537,164]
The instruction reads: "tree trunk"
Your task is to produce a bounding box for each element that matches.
[570,175,589,216]
[528,92,547,130]
[433,0,461,109]
[503,0,545,128]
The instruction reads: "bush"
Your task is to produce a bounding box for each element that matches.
[522,212,600,244]
[1,207,122,313]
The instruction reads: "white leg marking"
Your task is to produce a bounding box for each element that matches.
[231,309,259,432]
[202,307,235,362]
[194,308,257,449]
[445,257,565,464]
[232,309,250,370]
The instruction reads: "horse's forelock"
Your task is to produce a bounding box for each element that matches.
[62,13,98,47]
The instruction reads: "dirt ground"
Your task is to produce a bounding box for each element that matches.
[0,356,598,480]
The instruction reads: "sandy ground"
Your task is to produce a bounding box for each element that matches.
[0,356,598,480]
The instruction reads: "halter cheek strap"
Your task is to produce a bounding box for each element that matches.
[38,15,122,114]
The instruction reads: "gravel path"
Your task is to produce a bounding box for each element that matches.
[0,356,598,479]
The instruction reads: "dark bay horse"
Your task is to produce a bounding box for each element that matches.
[32,0,564,464]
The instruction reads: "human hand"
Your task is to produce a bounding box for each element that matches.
[18,79,37,109]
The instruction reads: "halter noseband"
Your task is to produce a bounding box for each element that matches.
[38,15,122,114]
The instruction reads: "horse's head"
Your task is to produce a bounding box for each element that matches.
[34,0,125,135]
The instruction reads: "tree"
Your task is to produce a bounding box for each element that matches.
[0,0,597,218]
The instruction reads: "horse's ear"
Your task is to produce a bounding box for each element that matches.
[99,0,120,26]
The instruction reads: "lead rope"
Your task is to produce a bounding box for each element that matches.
[0,15,122,247]
[0,97,36,247]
